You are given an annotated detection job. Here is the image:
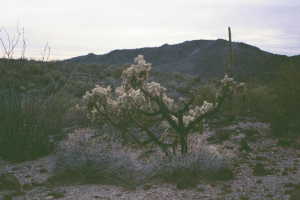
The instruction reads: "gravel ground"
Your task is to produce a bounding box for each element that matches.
[1,122,300,200]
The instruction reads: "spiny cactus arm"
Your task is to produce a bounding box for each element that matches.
[157,98,179,130]
[177,95,195,115]
[94,103,119,127]
[185,92,226,133]
[136,107,161,116]
[140,87,178,128]
[93,103,150,145]
[128,114,172,155]
[133,100,161,116]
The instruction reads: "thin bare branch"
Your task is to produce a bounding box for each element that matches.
[0,26,21,58]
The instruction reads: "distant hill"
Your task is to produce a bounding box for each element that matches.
[64,39,296,81]
[290,55,300,66]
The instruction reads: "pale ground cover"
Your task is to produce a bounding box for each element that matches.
[0,121,299,200]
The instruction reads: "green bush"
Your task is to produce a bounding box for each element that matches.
[268,62,300,137]
[244,85,276,120]
[0,90,70,162]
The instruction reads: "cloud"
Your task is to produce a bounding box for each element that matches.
[0,0,299,59]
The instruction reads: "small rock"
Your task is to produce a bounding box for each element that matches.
[232,134,246,143]
[46,190,65,199]
[39,168,48,174]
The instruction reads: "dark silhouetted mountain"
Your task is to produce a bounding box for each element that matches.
[65,39,296,80]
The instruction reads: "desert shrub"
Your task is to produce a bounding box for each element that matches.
[0,60,65,94]
[52,130,142,188]
[52,129,233,189]
[287,184,300,200]
[41,93,73,141]
[209,83,277,124]
[63,103,91,131]
[201,81,282,125]
[252,163,271,176]
[63,79,94,98]
[243,85,276,120]
[0,89,70,162]
[151,149,233,188]
[269,62,300,137]
[193,84,217,104]
[207,129,233,144]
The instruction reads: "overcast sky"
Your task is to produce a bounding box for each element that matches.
[1,0,299,60]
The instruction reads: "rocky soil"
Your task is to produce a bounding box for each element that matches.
[1,121,299,200]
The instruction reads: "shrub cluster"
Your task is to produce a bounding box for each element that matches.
[52,129,233,189]
[269,62,300,137]
[151,149,233,188]
[0,89,70,162]
[52,129,143,188]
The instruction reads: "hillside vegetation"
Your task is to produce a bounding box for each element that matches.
[65,39,290,81]
[0,41,300,200]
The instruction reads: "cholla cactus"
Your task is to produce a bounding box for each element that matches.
[82,55,240,155]
[122,55,152,90]
[221,74,234,85]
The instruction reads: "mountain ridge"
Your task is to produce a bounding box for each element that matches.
[64,39,297,80]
